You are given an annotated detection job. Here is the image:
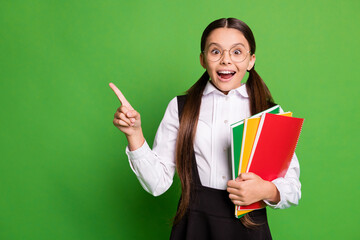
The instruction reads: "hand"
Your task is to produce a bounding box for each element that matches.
[109,82,144,150]
[227,172,279,206]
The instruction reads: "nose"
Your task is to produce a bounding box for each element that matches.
[220,50,232,65]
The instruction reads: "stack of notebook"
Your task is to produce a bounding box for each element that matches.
[230,105,304,218]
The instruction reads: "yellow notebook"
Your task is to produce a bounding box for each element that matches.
[239,117,261,175]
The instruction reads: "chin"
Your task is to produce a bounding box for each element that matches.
[212,78,241,92]
[211,82,233,94]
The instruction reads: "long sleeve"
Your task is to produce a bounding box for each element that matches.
[262,152,301,209]
[261,107,302,209]
[125,97,179,196]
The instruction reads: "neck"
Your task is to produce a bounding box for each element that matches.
[209,81,230,95]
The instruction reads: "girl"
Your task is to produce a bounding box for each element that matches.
[110,18,301,240]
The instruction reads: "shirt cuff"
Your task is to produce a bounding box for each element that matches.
[263,179,284,209]
[125,141,152,174]
[125,140,151,160]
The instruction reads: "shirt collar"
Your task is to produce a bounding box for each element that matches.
[203,81,249,98]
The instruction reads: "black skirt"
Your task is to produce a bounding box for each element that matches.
[169,184,272,240]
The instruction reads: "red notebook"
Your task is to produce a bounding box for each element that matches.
[238,113,304,210]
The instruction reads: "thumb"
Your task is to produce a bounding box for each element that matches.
[237,172,256,181]
[126,110,140,119]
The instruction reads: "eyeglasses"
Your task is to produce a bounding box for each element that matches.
[203,44,251,63]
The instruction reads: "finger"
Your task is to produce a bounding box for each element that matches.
[229,197,246,206]
[227,180,240,188]
[109,83,134,110]
[114,107,128,119]
[118,105,130,116]
[114,109,122,119]
[119,119,131,127]
[113,118,131,127]
[227,187,239,195]
[119,112,132,126]
[229,193,243,201]
[233,200,247,206]
[227,187,244,197]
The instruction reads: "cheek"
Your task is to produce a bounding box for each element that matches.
[236,60,250,70]
[205,63,218,78]
[207,71,217,81]
[236,71,247,82]
[234,63,249,81]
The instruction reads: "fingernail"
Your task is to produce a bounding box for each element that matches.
[130,118,135,123]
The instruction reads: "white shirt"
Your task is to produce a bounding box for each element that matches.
[126,81,301,209]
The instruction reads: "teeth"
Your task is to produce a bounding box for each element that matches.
[218,70,235,74]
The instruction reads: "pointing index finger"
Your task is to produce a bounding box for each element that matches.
[109,82,134,110]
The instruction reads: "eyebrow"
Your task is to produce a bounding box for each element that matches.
[207,42,246,48]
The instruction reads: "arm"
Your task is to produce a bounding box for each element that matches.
[110,83,179,196]
[263,153,301,209]
[227,152,301,209]
[125,97,179,196]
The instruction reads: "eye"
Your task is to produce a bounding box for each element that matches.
[210,49,221,55]
[233,49,242,55]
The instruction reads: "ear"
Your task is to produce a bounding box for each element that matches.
[200,53,206,69]
[247,54,256,71]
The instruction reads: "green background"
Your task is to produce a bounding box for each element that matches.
[1,0,359,239]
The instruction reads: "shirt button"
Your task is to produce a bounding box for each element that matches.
[222,176,226,180]
[223,148,227,152]
[225,97,229,101]
[224,120,228,124]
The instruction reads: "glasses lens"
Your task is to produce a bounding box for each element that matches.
[229,45,248,62]
[206,45,222,62]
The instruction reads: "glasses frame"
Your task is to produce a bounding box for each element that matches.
[202,44,251,63]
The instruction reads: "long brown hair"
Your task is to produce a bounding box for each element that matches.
[174,18,275,227]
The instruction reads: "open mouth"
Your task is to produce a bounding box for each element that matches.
[217,70,236,80]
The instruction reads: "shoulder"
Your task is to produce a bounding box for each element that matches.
[163,96,182,120]
[167,95,188,111]
[164,95,189,121]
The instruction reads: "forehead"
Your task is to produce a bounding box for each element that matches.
[205,28,250,49]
